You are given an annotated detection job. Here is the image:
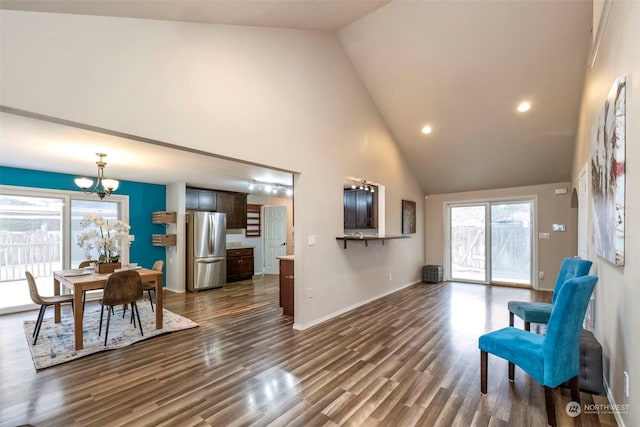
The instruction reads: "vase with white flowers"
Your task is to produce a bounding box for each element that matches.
[77,214,132,273]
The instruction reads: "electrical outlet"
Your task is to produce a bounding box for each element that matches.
[539,271,544,280]
[389,273,392,281]
[307,287,312,298]
[624,371,630,397]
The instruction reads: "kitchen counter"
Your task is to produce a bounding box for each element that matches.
[276,255,295,261]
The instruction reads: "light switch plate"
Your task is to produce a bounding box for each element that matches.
[539,233,550,239]
[308,235,316,246]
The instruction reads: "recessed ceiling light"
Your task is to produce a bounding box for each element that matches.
[517,101,531,113]
[421,125,432,135]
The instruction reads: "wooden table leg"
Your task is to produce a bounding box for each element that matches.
[54,277,61,323]
[155,274,163,329]
[73,289,84,350]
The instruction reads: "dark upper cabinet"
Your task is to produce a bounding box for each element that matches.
[198,190,216,211]
[231,193,247,229]
[186,188,198,210]
[216,191,233,215]
[344,189,376,229]
[186,187,247,229]
[344,190,357,229]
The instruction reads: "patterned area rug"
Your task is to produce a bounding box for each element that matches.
[23,304,198,369]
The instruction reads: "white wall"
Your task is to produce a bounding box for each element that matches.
[0,11,425,329]
[165,182,186,293]
[570,3,640,426]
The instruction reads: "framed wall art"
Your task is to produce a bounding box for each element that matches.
[591,76,626,265]
[402,200,416,234]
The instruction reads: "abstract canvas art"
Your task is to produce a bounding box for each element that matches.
[402,200,416,234]
[591,76,626,265]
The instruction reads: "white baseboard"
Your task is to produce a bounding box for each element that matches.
[603,377,627,427]
[292,281,420,331]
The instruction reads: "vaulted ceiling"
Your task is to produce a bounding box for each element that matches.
[0,0,592,195]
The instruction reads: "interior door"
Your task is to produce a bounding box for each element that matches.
[263,206,287,274]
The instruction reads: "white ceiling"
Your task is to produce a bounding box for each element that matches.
[0,0,592,195]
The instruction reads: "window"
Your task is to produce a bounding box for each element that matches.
[0,185,128,313]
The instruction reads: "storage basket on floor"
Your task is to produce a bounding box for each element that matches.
[423,265,443,283]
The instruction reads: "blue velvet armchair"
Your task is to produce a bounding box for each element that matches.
[508,257,592,331]
[479,275,598,427]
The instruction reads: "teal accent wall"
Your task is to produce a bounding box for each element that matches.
[0,166,167,285]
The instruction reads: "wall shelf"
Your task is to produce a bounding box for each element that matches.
[152,211,177,246]
[152,211,177,224]
[152,234,177,246]
[336,235,410,249]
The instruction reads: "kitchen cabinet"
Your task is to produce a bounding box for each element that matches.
[186,188,247,229]
[226,247,254,283]
[278,257,294,316]
[186,187,217,211]
[344,189,376,229]
[221,192,247,229]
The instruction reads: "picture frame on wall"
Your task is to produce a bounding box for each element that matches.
[402,200,416,234]
[591,75,626,265]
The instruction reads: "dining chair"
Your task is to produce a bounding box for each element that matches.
[508,257,592,331]
[479,275,598,427]
[98,270,144,346]
[25,271,75,345]
[142,260,164,312]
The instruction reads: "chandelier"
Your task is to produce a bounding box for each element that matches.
[74,153,120,199]
[351,180,375,192]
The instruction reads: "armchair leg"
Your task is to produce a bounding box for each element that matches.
[509,312,514,327]
[508,362,515,381]
[524,321,531,332]
[544,386,557,427]
[481,351,487,394]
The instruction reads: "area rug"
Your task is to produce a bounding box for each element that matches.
[23,304,198,370]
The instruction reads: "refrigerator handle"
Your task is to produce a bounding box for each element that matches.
[209,214,214,255]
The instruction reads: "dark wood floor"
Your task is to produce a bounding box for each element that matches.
[0,276,616,427]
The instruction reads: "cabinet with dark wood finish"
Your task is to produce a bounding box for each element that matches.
[226,247,254,283]
[186,188,247,229]
[279,258,294,316]
[343,189,376,229]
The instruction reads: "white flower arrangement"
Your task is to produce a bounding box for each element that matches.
[77,214,132,263]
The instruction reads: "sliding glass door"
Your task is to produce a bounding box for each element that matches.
[450,205,486,282]
[0,194,64,310]
[448,199,533,285]
[0,186,128,313]
[490,202,532,284]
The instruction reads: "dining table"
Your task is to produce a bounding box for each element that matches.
[53,267,163,351]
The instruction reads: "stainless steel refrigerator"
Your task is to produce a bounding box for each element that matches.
[186,211,226,291]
